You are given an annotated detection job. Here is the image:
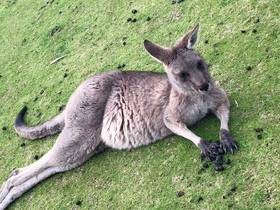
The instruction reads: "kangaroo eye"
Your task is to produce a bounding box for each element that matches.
[179,72,188,79]
[173,69,189,79]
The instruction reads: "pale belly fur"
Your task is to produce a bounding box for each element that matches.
[100,89,172,150]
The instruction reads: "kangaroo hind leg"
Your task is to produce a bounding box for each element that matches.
[0,150,63,209]
[0,127,102,210]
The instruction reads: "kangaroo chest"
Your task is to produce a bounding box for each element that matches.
[173,94,212,126]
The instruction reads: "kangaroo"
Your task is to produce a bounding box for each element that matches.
[0,24,237,209]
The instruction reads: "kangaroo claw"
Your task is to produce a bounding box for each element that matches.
[198,139,222,162]
[220,129,238,154]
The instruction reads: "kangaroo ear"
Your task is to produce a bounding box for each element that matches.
[175,23,200,49]
[144,40,172,64]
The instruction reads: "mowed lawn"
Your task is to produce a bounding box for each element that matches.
[0,0,279,209]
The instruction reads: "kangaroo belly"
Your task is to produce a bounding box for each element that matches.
[100,88,171,150]
[101,106,171,150]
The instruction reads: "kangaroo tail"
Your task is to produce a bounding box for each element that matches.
[14,106,65,140]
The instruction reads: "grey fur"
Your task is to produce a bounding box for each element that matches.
[0,24,238,209]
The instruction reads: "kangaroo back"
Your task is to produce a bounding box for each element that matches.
[14,106,65,140]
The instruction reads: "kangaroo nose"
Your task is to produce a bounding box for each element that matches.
[199,83,210,92]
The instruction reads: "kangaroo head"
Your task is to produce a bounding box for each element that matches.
[144,24,211,93]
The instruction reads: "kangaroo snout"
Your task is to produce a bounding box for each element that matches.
[199,83,210,92]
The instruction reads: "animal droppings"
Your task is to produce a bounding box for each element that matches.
[246,66,252,70]
[33,96,38,101]
[146,17,151,21]
[203,163,209,168]
[20,143,26,147]
[216,155,223,164]
[216,155,222,161]
[226,191,232,196]
[216,159,223,165]
[199,139,234,171]
[177,0,184,3]
[36,112,41,118]
[76,200,82,205]
[117,64,125,69]
[230,186,237,192]
[176,191,184,197]
[252,28,257,33]
[225,158,231,164]
[197,196,203,202]
[50,26,61,36]
[204,39,209,44]
[254,18,260,23]
[254,128,263,132]
[2,127,7,131]
[40,89,44,94]
[171,0,176,4]
[122,42,126,46]
[131,18,136,22]
[58,106,63,112]
[223,186,237,199]
[131,9,137,14]
[34,155,39,160]
[265,47,269,52]
[257,134,262,139]
[63,73,68,78]
[241,30,246,33]
[127,17,132,22]
[213,163,224,171]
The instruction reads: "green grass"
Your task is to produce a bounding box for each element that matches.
[0,0,279,209]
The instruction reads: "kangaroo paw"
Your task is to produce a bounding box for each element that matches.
[198,139,213,162]
[220,129,238,154]
[198,139,225,162]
